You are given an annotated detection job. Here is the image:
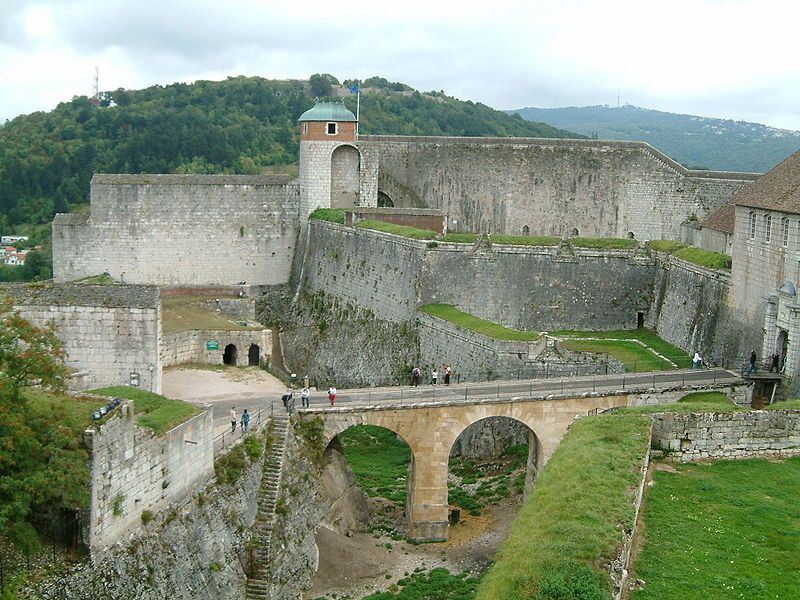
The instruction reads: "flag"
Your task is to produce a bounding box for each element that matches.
[349,83,360,94]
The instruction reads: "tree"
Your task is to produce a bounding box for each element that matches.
[308,73,334,98]
[0,301,66,402]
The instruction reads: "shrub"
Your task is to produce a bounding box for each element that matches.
[112,493,125,517]
[243,434,263,461]
[141,510,154,525]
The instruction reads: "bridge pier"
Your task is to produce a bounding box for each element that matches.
[405,449,450,542]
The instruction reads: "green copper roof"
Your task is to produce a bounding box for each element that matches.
[298,100,357,122]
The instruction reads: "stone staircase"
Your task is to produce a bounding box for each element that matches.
[245,413,290,599]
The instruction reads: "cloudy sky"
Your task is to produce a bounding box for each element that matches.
[1,0,799,129]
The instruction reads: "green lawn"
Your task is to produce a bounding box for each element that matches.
[419,304,540,341]
[571,237,638,249]
[561,339,671,372]
[476,414,651,600]
[647,239,687,253]
[673,246,731,270]
[553,329,692,369]
[88,386,201,435]
[309,207,345,223]
[356,220,438,240]
[615,391,744,415]
[631,457,800,600]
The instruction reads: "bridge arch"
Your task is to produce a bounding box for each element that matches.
[448,415,542,497]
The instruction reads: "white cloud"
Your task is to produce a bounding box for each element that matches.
[0,0,799,130]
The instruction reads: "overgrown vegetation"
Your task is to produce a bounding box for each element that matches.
[88,386,201,435]
[615,391,741,415]
[362,567,482,599]
[672,246,731,270]
[646,239,732,269]
[630,457,800,599]
[448,444,528,516]
[214,443,249,485]
[419,304,540,341]
[476,414,651,600]
[570,237,638,249]
[294,416,325,464]
[356,220,438,240]
[441,233,560,246]
[161,295,261,334]
[339,425,412,505]
[309,207,346,224]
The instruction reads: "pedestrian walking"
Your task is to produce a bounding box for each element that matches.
[230,407,237,433]
[241,408,250,432]
[282,391,293,410]
[411,366,421,387]
[748,350,757,374]
[444,365,452,385]
[328,385,337,406]
[301,387,310,407]
[431,369,438,384]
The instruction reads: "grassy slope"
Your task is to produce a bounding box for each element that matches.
[25,389,106,434]
[339,425,412,505]
[631,457,800,600]
[419,304,540,341]
[89,386,201,435]
[161,296,261,334]
[476,414,651,600]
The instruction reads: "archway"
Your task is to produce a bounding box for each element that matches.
[248,344,260,366]
[223,344,238,366]
[330,145,360,208]
[322,424,414,537]
[777,329,788,371]
[447,417,540,524]
[522,225,530,235]
[377,191,394,208]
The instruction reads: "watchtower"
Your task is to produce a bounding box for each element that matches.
[298,99,359,217]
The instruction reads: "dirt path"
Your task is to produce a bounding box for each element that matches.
[305,497,521,599]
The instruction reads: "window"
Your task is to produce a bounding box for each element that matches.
[782,217,790,247]
[326,122,337,135]
[765,214,772,243]
[302,123,308,135]
[749,211,756,239]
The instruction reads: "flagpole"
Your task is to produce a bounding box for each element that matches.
[356,82,361,137]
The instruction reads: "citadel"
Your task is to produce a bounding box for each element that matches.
[11,98,797,392]
[6,98,800,599]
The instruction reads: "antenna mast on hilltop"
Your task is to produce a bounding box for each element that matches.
[92,66,100,107]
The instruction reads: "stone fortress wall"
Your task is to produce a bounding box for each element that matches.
[161,328,272,367]
[83,401,214,552]
[357,136,756,241]
[3,283,163,393]
[302,220,657,331]
[52,174,300,286]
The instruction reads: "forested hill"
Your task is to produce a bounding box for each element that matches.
[0,75,576,230]
[511,104,800,173]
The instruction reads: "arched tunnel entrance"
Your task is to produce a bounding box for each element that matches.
[223,343,238,365]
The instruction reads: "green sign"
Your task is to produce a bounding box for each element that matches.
[206,340,220,351]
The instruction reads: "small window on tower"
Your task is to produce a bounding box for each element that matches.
[302,123,308,135]
[327,122,337,135]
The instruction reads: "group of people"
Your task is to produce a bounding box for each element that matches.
[746,350,783,374]
[411,364,453,386]
[229,407,251,433]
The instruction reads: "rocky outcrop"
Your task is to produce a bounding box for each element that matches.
[450,417,532,459]
[319,438,370,535]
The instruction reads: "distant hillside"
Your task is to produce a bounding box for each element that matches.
[0,75,575,231]
[511,105,800,173]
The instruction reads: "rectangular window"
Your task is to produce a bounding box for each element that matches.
[782,217,790,247]
[749,212,756,239]
[765,214,772,243]
[326,122,337,135]
[302,123,308,135]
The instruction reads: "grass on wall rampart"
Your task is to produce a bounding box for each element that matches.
[419,303,540,341]
[89,386,201,435]
[356,220,438,239]
[475,414,651,600]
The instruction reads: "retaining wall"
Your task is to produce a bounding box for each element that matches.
[651,409,800,461]
[83,401,214,553]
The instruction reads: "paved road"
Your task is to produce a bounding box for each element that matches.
[297,367,741,411]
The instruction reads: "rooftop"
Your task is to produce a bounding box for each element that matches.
[730,150,800,214]
[298,99,357,123]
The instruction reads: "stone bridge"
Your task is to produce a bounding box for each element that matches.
[300,368,746,541]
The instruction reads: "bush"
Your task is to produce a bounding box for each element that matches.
[141,510,154,525]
